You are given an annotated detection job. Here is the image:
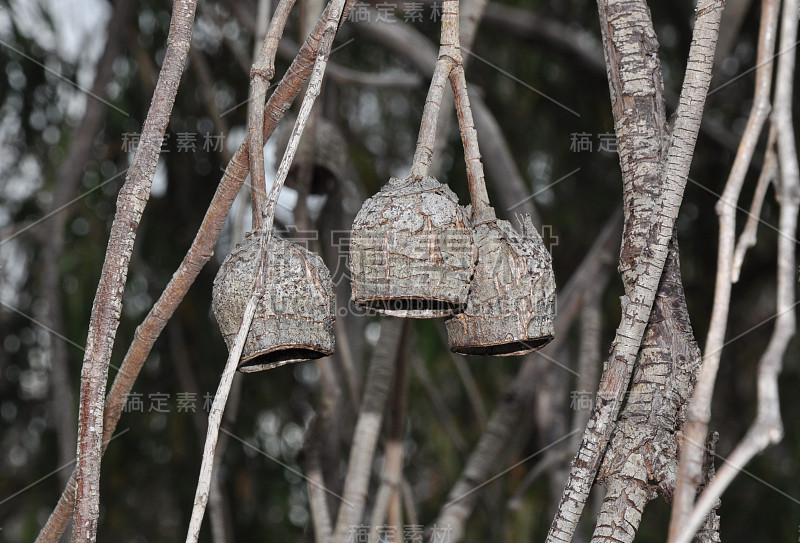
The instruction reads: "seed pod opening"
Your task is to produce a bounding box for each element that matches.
[212,230,335,372]
[446,215,555,356]
[349,175,475,318]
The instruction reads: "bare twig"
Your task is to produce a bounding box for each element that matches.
[469,89,541,226]
[187,0,345,535]
[71,2,197,541]
[672,0,799,540]
[249,0,297,229]
[449,63,493,221]
[668,0,779,536]
[732,129,778,282]
[351,7,540,226]
[185,244,267,542]
[332,318,407,543]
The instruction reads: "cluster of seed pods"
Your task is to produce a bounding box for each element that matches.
[211,0,555,371]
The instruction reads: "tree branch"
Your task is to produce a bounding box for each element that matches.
[72,2,198,540]
[39,0,134,491]
[672,0,799,539]
[669,0,779,536]
[548,1,723,540]
[331,318,407,543]
[249,0,297,230]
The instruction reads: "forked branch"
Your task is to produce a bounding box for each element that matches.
[668,0,781,537]
[670,0,799,540]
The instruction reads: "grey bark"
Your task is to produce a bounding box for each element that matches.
[592,239,719,543]
[72,2,197,541]
[548,1,723,540]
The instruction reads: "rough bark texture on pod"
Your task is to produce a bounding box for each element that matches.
[273,114,348,194]
[212,230,335,371]
[350,175,475,318]
[446,214,555,355]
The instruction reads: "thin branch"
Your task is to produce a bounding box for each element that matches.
[71,2,198,541]
[449,63,493,221]
[35,3,354,540]
[409,56,454,177]
[732,129,778,282]
[469,88,541,226]
[350,8,541,225]
[368,341,409,542]
[185,244,267,543]
[249,0,296,230]
[187,0,345,534]
[668,0,779,536]
[332,318,407,543]
[672,0,799,539]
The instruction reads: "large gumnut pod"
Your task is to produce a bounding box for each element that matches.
[273,115,347,194]
[349,175,475,318]
[446,215,555,356]
[212,230,335,372]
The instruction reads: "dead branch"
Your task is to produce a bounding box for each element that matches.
[669,0,780,536]
[71,1,198,540]
[672,0,799,539]
[548,1,723,540]
[331,318,407,543]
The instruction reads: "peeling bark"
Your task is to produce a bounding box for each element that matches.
[548,1,723,541]
[592,240,719,543]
